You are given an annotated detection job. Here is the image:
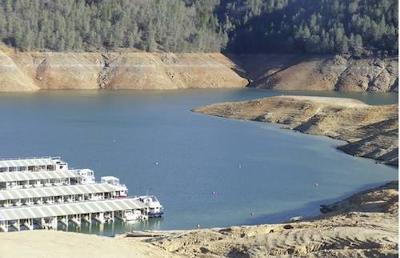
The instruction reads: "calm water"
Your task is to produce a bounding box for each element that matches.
[0,89,397,236]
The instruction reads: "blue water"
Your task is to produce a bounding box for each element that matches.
[0,89,397,235]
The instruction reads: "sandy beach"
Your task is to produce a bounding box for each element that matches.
[0,230,178,258]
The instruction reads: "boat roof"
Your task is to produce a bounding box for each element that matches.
[0,183,126,201]
[0,198,145,221]
[0,170,79,182]
[0,157,62,168]
[101,176,119,180]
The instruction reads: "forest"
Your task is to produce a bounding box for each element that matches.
[0,0,397,55]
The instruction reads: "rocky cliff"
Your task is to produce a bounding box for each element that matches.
[233,54,398,92]
[0,45,248,91]
[194,96,398,166]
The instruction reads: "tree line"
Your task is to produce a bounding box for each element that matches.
[0,0,225,52]
[219,0,398,56]
[0,0,397,56]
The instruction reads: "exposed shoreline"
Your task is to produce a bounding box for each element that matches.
[0,44,248,92]
[1,44,398,93]
[230,54,398,92]
[194,95,398,166]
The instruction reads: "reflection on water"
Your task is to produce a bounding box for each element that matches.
[60,218,163,236]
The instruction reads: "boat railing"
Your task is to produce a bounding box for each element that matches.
[0,156,62,162]
[0,196,142,210]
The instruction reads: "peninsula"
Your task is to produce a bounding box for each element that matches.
[194,95,398,166]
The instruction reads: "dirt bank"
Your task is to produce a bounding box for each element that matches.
[0,45,247,91]
[194,96,398,166]
[232,54,398,92]
[142,181,398,257]
[1,43,398,93]
[0,230,179,258]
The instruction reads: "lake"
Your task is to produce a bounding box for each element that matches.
[0,89,397,236]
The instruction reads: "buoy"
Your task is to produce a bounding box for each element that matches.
[155,161,159,166]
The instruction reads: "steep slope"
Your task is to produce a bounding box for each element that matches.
[0,46,39,91]
[234,55,398,92]
[99,52,248,90]
[0,46,248,91]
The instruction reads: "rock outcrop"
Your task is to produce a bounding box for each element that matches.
[0,46,247,91]
[233,54,398,92]
[194,96,398,166]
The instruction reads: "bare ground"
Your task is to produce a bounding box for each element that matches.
[132,183,398,258]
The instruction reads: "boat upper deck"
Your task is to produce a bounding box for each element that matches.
[0,183,127,201]
[0,198,146,221]
[0,157,67,172]
[0,170,79,183]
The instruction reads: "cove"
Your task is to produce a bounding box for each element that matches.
[0,89,397,236]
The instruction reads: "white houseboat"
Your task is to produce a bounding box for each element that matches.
[0,157,163,232]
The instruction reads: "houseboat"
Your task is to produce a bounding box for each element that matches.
[0,157,163,232]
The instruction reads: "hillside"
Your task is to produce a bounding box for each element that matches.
[233,54,398,92]
[0,0,397,56]
[0,46,247,91]
[194,96,398,165]
[0,0,398,93]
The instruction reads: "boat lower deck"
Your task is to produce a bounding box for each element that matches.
[0,197,148,232]
[0,183,127,207]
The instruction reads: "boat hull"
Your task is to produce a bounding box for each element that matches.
[148,211,164,218]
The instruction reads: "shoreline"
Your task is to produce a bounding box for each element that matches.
[0,43,398,93]
[1,180,397,258]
